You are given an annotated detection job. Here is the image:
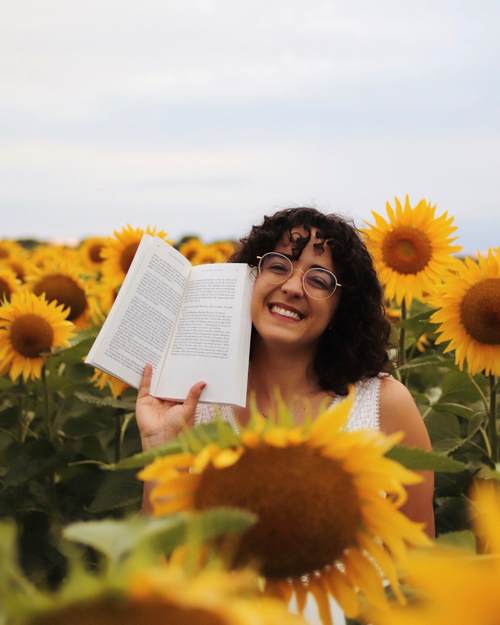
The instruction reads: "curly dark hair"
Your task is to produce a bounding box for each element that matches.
[231,207,391,396]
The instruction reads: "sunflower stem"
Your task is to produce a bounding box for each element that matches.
[468,373,490,415]
[17,379,27,442]
[114,413,123,463]
[478,426,493,459]
[41,364,52,441]
[488,375,498,464]
[398,300,407,376]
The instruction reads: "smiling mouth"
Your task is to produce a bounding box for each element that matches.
[268,304,305,321]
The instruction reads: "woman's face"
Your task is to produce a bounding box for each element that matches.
[251,226,341,351]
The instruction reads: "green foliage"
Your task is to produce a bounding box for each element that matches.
[0,331,143,586]
[0,509,256,624]
[63,508,255,569]
[395,300,497,536]
[386,444,468,472]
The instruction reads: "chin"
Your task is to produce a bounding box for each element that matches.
[254,325,318,350]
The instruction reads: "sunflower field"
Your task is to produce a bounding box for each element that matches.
[0,198,499,625]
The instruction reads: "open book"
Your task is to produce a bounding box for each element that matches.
[85,235,254,406]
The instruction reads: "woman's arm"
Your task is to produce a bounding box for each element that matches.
[379,376,435,538]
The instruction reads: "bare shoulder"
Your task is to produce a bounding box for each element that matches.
[379,376,432,450]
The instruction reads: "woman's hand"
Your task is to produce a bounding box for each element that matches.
[136,364,206,451]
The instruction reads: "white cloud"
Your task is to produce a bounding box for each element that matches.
[1,0,499,253]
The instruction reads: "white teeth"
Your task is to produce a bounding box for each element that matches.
[270,305,301,320]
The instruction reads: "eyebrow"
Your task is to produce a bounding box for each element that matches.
[278,252,333,273]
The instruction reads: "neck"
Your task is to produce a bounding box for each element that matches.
[249,336,320,407]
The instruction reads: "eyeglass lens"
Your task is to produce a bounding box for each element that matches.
[258,253,337,298]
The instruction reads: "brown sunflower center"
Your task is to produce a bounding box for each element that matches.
[120,242,140,274]
[194,444,362,579]
[33,275,87,321]
[89,243,104,264]
[460,278,500,345]
[10,314,54,358]
[31,598,228,625]
[9,261,25,280]
[0,277,12,300]
[0,247,8,259]
[185,249,199,261]
[382,226,432,274]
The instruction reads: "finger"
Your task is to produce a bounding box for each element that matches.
[183,381,207,415]
[137,363,153,399]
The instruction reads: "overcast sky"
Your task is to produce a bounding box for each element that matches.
[2,0,499,252]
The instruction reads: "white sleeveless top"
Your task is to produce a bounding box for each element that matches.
[195,374,388,433]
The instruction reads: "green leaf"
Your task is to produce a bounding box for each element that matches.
[433,402,475,417]
[436,530,477,552]
[400,308,434,329]
[87,470,142,514]
[425,410,461,442]
[111,438,184,470]
[397,354,450,372]
[110,422,227,470]
[0,522,41,603]
[50,336,97,366]
[440,370,486,404]
[432,437,467,454]
[74,392,136,411]
[188,507,256,541]
[63,515,186,566]
[0,377,14,391]
[4,440,59,487]
[386,444,468,472]
[476,464,500,481]
[63,412,115,437]
[467,413,484,437]
[63,508,256,568]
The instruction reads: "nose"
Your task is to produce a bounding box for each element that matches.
[280,269,304,297]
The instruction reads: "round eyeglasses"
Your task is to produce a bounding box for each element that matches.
[256,252,342,299]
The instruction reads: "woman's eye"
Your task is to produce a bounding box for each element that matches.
[309,278,328,289]
[269,263,288,273]
[307,274,332,290]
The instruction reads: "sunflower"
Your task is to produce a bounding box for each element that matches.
[2,256,31,282]
[92,368,128,398]
[363,196,461,306]
[28,565,305,625]
[101,225,170,284]
[369,481,500,625]
[0,267,20,302]
[179,237,204,262]
[191,245,226,265]
[139,393,430,625]
[79,236,109,272]
[0,240,25,262]
[211,240,236,260]
[30,243,80,269]
[87,278,119,324]
[0,241,30,281]
[0,291,74,381]
[385,304,401,324]
[415,333,431,353]
[26,263,92,328]
[430,248,500,376]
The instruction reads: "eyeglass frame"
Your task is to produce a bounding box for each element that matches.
[256,251,342,299]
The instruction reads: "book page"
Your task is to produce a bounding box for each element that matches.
[152,263,253,406]
[85,235,191,388]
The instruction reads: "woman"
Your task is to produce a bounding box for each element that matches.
[136,207,435,536]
